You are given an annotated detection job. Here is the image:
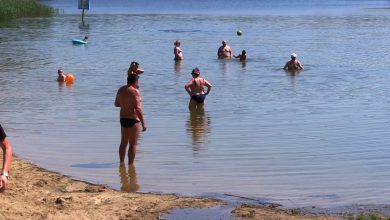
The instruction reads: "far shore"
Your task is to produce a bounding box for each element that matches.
[1,155,387,219]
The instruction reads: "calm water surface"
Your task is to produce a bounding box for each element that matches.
[1,0,390,208]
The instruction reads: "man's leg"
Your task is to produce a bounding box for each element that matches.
[119,127,130,164]
[128,123,140,165]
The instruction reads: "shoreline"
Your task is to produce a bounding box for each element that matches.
[2,156,383,220]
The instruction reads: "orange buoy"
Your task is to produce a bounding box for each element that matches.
[65,73,75,84]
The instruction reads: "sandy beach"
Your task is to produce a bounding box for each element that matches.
[0,155,350,220]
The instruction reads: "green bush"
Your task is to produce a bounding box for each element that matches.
[0,0,54,21]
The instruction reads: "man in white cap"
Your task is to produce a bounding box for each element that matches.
[283,53,304,71]
[217,40,232,59]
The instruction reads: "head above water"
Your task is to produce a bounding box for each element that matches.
[57,68,64,75]
[127,73,139,85]
[174,40,181,46]
[291,53,297,59]
[130,61,139,68]
[191,67,200,77]
[222,40,227,46]
[242,50,246,55]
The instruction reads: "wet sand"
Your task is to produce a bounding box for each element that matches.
[0,155,366,219]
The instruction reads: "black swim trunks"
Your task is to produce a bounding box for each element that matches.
[0,124,7,141]
[120,118,140,128]
[191,94,206,103]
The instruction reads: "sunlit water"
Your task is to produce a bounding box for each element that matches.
[1,0,390,208]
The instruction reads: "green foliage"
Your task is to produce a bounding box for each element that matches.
[348,213,390,220]
[0,0,54,21]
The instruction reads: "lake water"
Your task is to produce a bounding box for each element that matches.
[1,0,390,208]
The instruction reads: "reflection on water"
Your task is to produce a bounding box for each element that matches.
[174,60,182,75]
[240,60,246,70]
[186,109,211,154]
[119,165,139,192]
[218,59,229,75]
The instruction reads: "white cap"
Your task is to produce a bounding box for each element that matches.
[291,53,297,58]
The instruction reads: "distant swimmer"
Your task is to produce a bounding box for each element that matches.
[184,68,212,111]
[0,124,13,191]
[174,40,183,60]
[283,53,304,71]
[115,74,147,165]
[218,40,232,59]
[127,61,144,75]
[234,50,247,61]
[83,35,88,42]
[57,68,66,82]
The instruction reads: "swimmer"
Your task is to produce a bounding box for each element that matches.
[184,68,212,111]
[115,74,147,165]
[127,61,144,75]
[57,68,66,82]
[283,53,304,71]
[234,50,247,61]
[217,40,233,59]
[174,40,183,60]
[82,35,88,42]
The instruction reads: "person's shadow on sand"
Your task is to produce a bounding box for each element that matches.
[119,165,139,192]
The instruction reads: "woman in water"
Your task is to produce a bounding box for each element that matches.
[127,61,144,75]
[184,68,212,110]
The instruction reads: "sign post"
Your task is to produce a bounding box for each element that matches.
[78,0,90,22]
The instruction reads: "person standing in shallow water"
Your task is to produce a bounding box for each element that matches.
[173,40,183,60]
[283,53,304,71]
[127,61,144,75]
[184,68,212,111]
[115,74,147,165]
[0,124,12,191]
[217,40,232,59]
[57,68,66,82]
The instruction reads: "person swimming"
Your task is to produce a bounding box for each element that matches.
[184,68,212,110]
[234,50,247,61]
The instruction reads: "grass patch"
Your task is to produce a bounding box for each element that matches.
[0,0,54,21]
[348,213,390,220]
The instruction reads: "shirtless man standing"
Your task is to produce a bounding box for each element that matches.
[115,74,147,165]
[0,124,12,191]
[184,68,212,111]
[174,40,183,60]
[283,53,304,71]
[217,40,232,59]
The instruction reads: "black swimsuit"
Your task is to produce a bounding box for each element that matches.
[0,124,7,141]
[120,118,140,128]
[191,94,206,103]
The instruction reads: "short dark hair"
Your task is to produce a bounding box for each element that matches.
[127,74,139,85]
[130,61,139,67]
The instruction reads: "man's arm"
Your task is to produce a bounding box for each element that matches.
[204,80,212,96]
[184,80,193,96]
[298,61,304,70]
[217,47,222,58]
[134,91,147,131]
[115,89,120,107]
[283,62,289,70]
